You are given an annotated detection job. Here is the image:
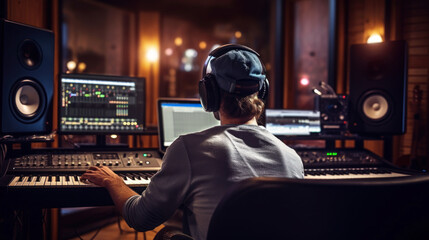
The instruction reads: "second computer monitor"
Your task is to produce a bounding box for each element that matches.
[157,98,220,153]
[265,109,321,136]
[59,74,145,134]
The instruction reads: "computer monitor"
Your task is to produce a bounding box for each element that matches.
[265,109,321,136]
[58,74,145,135]
[157,98,220,153]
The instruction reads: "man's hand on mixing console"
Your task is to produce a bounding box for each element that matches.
[80,166,125,189]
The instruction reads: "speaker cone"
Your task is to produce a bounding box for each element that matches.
[361,94,389,121]
[11,79,46,122]
[18,39,42,69]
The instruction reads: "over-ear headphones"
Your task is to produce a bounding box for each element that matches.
[199,44,269,112]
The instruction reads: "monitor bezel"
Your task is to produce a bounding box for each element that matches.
[58,73,146,135]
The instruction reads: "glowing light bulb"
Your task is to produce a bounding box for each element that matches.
[146,48,159,63]
[367,33,383,44]
[199,41,207,49]
[67,60,77,71]
[77,62,86,72]
[235,31,242,39]
[174,37,183,46]
[165,48,173,56]
[300,77,310,86]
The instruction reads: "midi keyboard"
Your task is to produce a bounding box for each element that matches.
[296,148,414,180]
[0,148,162,208]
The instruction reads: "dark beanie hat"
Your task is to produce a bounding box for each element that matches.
[210,49,265,95]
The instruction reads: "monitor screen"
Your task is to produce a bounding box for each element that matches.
[265,109,321,136]
[158,98,220,153]
[59,74,145,134]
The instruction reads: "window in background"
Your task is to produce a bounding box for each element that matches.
[60,0,273,145]
[157,1,272,98]
[61,0,273,98]
[61,0,136,76]
[292,0,330,110]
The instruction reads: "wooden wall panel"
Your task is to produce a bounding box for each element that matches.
[7,0,47,28]
[137,12,160,148]
[397,0,429,167]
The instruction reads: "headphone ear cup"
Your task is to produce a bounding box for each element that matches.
[199,74,220,112]
[258,78,269,101]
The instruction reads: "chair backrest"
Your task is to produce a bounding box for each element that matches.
[206,176,429,240]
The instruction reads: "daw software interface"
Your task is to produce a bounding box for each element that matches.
[158,99,220,151]
[265,109,321,136]
[59,74,145,134]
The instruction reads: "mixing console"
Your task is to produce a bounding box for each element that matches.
[8,149,161,172]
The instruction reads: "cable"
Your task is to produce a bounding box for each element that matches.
[63,135,81,149]
[75,226,103,240]
[0,144,9,178]
[13,210,24,240]
[117,215,137,234]
[319,81,337,96]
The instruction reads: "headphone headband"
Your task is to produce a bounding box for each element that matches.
[199,44,269,112]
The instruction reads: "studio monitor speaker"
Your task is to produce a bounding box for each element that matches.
[0,19,53,135]
[349,40,407,135]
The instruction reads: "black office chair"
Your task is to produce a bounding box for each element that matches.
[207,176,429,240]
[156,175,429,240]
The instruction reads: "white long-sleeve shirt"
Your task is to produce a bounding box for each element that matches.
[123,124,304,240]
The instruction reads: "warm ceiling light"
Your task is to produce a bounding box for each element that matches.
[300,77,310,86]
[185,49,198,58]
[165,48,173,56]
[235,31,242,39]
[174,37,183,46]
[367,33,383,44]
[77,62,86,72]
[146,48,159,63]
[66,60,77,71]
[199,41,207,49]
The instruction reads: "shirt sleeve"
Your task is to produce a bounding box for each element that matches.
[122,136,191,231]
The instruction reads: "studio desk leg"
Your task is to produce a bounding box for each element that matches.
[24,208,45,240]
[0,207,46,240]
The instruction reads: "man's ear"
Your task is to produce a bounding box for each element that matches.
[213,111,220,121]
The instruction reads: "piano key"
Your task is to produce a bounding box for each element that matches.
[59,176,65,186]
[24,176,34,186]
[69,176,77,186]
[35,176,47,186]
[8,176,21,186]
[51,176,57,186]
[30,176,38,186]
[304,169,410,179]
[7,172,156,188]
[15,176,28,186]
